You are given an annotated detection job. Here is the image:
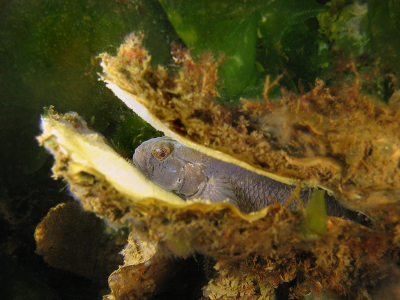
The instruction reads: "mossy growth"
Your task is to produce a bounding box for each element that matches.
[38,105,400,299]
[101,33,400,226]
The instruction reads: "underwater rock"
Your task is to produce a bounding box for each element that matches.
[35,201,123,282]
[36,33,400,299]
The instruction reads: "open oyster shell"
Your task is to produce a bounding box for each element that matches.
[37,109,398,299]
[99,33,400,222]
[36,33,400,299]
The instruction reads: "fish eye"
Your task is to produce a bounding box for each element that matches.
[151,141,173,161]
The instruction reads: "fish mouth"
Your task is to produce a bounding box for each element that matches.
[132,149,150,178]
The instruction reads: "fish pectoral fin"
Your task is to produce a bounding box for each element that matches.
[199,177,239,207]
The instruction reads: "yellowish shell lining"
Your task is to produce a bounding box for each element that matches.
[105,81,300,186]
[38,114,185,206]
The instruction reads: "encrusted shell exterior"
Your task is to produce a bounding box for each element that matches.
[100,33,400,221]
[36,33,400,299]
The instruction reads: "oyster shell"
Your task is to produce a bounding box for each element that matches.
[99,33,400,221]
[36,33,400,299]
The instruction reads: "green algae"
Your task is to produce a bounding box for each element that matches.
[112,113,163,158]
[305,189,328,237]
[160,0,327,99]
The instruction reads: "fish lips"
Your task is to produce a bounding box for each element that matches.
[132,148,151,179]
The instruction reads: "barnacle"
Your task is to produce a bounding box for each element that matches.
[37,33,400,299]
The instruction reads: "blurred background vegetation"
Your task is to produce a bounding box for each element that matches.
[0,0,399,299]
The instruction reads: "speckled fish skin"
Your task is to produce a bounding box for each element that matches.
[132,137,311,213]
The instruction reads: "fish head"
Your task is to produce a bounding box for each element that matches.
[132,137,206,198]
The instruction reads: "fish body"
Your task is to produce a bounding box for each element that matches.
[132,137,311,213]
